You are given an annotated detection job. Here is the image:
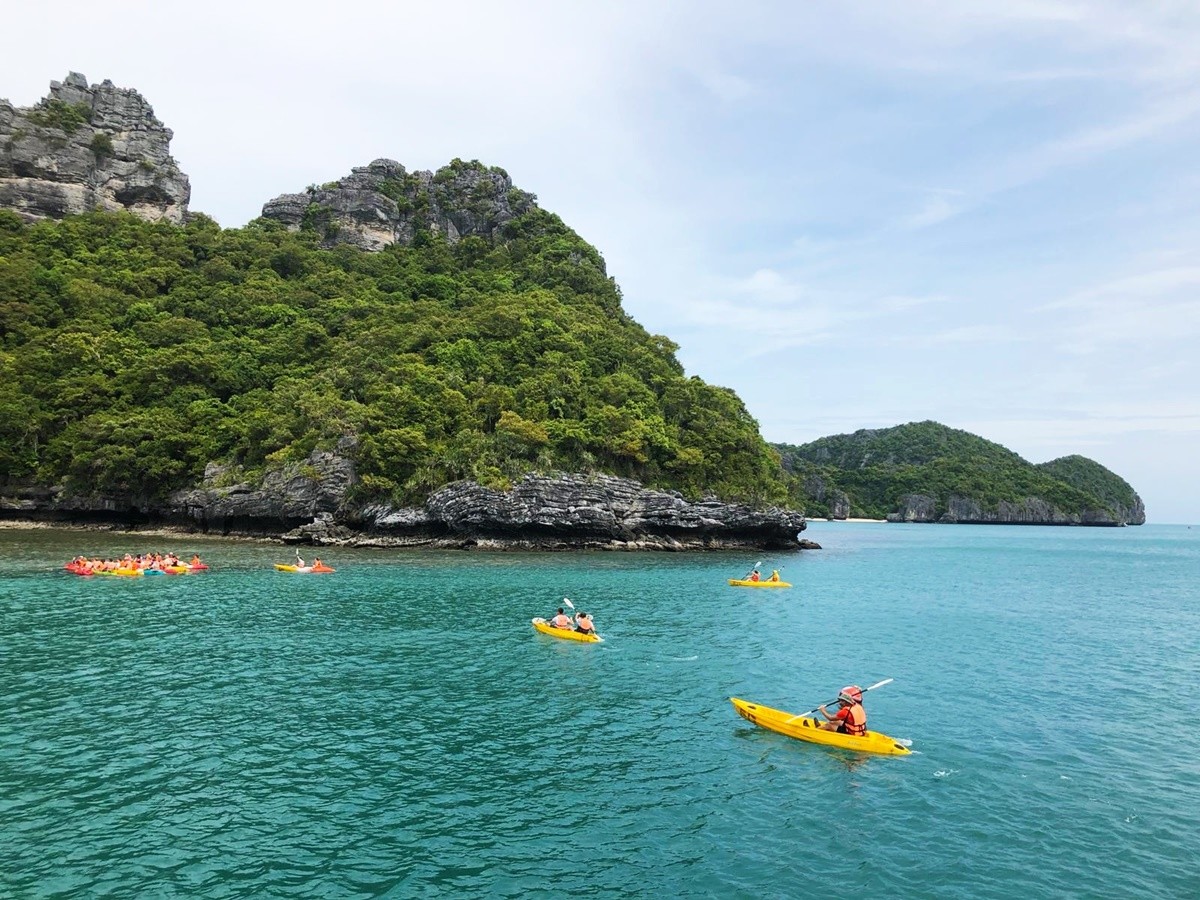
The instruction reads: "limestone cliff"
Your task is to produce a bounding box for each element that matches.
[0,450,814,552]
[0,72,190,223]
[260,157,537,250]
[885,494,1127,526]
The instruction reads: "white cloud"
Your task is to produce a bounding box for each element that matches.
[903,193,964,229]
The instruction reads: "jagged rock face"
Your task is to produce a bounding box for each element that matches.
[885,494,1128,525]
[802,472,851,520]
[0,72,190,223]
[3,456,812,550]
[1120,496,1146,526]
[169,445,357,533]
[353,472,809,550]
[261,158,537,250]
[166,466,809,550]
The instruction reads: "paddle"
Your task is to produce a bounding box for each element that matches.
[786,678,894,724]
[742,559,763,580]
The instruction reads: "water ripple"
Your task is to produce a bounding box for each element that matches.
[2,527,1199,896]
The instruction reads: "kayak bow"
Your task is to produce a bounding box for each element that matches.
[730,697,911,756]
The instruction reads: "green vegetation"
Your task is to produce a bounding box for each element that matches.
[0,207,786,506]
[26,99,92,134]
[89,132,114,158]
[1036,455,1140,515]
[776,421,1129,520]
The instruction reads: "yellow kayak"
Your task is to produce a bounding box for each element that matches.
[728,578,791,588]
[531,617,602,643]
[730,697,911,756]
[274,564,336,573]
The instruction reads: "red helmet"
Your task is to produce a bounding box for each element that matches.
[838,685,863,705]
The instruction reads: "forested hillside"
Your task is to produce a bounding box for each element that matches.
[0,207,787,506]
[776,421,1144,524]
[1036,455,1143,524]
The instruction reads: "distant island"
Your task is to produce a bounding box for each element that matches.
[0,74,1144,545]
[776,421,1144,526]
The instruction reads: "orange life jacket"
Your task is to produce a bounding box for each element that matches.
[842,702,867,736]
[750,572,760,581]
[552,614,572,628]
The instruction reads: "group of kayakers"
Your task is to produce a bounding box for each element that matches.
[545,601,597,636]
[66,552,206,574]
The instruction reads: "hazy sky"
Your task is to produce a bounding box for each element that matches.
[4,1,1199,522]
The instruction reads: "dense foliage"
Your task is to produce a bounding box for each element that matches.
[776,421,1123,520]
[0,208,787,505]
[1036,455,1140,514]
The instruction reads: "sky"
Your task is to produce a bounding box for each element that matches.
[3,1,1199,522]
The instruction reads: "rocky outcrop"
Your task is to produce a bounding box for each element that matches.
[0,72,190,223]
[885,494,1128,526]
[169,440,358,534]
[260,157,536,250]
[802,472,850,520]
[1,455,814,551]
[335,473,813,550]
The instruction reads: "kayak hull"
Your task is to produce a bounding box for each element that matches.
[531,617,602,643]
[274,564,335,573]
[728,579,792,588]
[730,697,911,756]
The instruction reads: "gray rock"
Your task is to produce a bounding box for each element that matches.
[168,446,357,533]
[0,72,190,223]
[261,157,538,250]
[803,472,851,519]
[355,472,809,550]
[3,460,814,550]
[885,493,1126,525]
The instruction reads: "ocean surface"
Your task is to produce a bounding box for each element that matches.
[2,523,1198,898]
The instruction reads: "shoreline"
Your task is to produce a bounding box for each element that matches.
[0,519,821,552]
[808,517,888,523]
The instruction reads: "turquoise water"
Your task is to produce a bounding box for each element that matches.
[2,524,1198,897]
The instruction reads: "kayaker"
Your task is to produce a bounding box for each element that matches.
[769,569,781,582]
[550,608,574,629]
[749,569,761,582]
[574,612,596,635]
[818,685,867,736]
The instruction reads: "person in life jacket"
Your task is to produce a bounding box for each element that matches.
[550,607,574,629]
[769,570,781,582]
[749,569,761,582]
[574,612,596,635]
[818,685,867,736]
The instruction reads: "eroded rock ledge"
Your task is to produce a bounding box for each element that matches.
[1,458,815,551]
[885,494,1132,525]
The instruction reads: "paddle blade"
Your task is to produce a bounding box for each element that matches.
[562,597,575,609]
